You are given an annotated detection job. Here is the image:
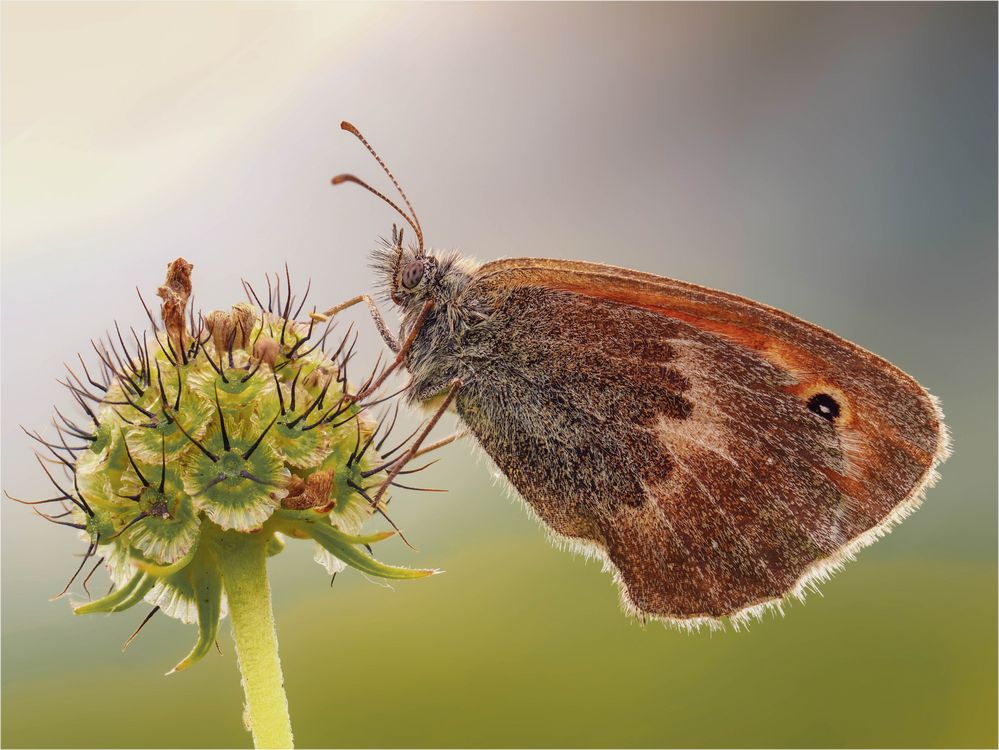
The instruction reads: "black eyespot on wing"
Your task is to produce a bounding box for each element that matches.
[807,393,841,422]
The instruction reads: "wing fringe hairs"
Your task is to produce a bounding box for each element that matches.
[466,391,950,634]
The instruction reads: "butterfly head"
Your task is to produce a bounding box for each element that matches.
[333,121,474,316]
[370,227,473,317]
[371,225,436,307]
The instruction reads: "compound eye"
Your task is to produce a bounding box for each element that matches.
[401,259,424,289]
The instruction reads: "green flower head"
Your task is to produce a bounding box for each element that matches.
[9,259,447,678]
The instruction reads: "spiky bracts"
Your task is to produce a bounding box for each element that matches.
[9,258,442,673]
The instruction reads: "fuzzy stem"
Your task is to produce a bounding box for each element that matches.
[218,530,294,749]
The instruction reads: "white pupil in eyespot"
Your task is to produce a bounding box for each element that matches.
[402,261,424,289]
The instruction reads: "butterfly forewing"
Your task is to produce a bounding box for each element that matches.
[449,258,947,624]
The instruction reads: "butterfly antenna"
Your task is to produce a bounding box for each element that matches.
[333,121,425,255]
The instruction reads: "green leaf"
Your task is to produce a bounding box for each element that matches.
[74,571,155,615]
[111,574,157,612]
[298,521,438,580]
[335,529,397,545]
[132,539,200,577]
[168,562,223,674]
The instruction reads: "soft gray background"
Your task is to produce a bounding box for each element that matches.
[3,3,996,748]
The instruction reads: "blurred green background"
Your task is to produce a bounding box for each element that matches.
[2,3,996,748]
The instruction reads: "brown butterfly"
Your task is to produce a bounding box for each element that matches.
[325,122,951,629]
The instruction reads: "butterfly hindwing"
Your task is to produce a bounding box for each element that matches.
[443,258,947,624]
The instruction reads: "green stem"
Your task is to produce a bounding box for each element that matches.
[218,530,294,749]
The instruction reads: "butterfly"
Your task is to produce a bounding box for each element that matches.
[325,122,950,629]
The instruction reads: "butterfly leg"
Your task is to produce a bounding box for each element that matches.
[313,294,401,353]
[409,429,469,460]
[372,378,462,507]
[312,297,434,402]
[349,301,434,403]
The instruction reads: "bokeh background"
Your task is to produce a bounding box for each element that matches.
[2,3,996,748]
